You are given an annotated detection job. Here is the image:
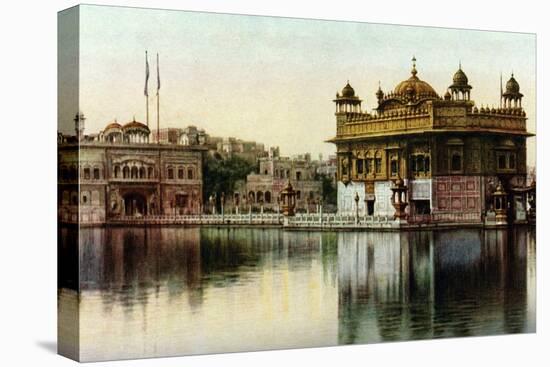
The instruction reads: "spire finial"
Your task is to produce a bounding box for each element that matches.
[459,60,462,70]
[411,55,418,77]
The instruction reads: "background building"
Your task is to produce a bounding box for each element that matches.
[58,115,207,224]
[228,149,323,213]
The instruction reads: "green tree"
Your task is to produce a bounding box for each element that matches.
[203,154,257,206]
[316,173,337,205]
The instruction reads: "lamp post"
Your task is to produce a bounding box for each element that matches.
[493,182,508,225]
[390,177,408,222]
[280,180,297,226]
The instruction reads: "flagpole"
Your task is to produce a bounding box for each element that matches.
[156,53,162,214]
[157,52,160,144]
[145,50,150,127]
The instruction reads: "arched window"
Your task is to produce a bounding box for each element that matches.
[248,191,255,203]
[265,191,271,203]
[139,167,145,179]
[81,191,89,205]
[451,153,462,172]
[356,158,364,176]
[167,167,174,179]
[93,167,100,180]
[257,191,264,203]
[188,168,194,180]
[416,155,424,172]
[83,168,90,180]
[114,166,120,178]
[374,151,383,174]
[365,151,374,174]
[123,166,129,179]
[147,166,153,178]
[178,167,184,179]
[131,166,138,179]
[71,191,78,205]
[390,155,399,177]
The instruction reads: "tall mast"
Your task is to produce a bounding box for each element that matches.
[145,50,150,127]
[156,53,162,214]
[156,52,160,143]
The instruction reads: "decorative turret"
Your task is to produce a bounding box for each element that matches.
[448,63,472,101]
[376,81,384,103]
[123,116,150,144]
[502,73,523,108]
[334,81,362,114]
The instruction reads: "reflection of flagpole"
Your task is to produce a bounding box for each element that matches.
[145,50,150,126]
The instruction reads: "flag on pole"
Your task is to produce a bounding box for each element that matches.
[144,51,150,97]
[156,53,161,95]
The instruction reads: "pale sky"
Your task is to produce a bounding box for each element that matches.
[63,4,536,165]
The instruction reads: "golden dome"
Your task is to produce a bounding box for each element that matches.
[504,74,520,95]
[394,75,438,96]
[393,56,438,97]
[341,82,356,98]
[123,118,150,132]
[104,120,122,131]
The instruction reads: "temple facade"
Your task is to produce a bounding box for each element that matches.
[328,58,535,225]
[58,115,207,224]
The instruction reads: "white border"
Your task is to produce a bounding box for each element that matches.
[0,1,545,366]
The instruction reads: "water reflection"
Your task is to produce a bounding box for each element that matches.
[58,226,535,361]
[338,228,535,344]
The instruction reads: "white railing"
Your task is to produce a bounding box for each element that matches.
[111,213,283,225]
[77,211,482,228]
[408,212,481,224]
[288,213,394,228]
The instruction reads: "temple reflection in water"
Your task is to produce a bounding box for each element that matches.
[58,226,535,361]
[337,229,535,344]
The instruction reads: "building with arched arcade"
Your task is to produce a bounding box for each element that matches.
[328,58,535,225]
[228,150,323,213]
[58,115,207,224]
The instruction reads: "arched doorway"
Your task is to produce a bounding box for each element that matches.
[123,192,147,217]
